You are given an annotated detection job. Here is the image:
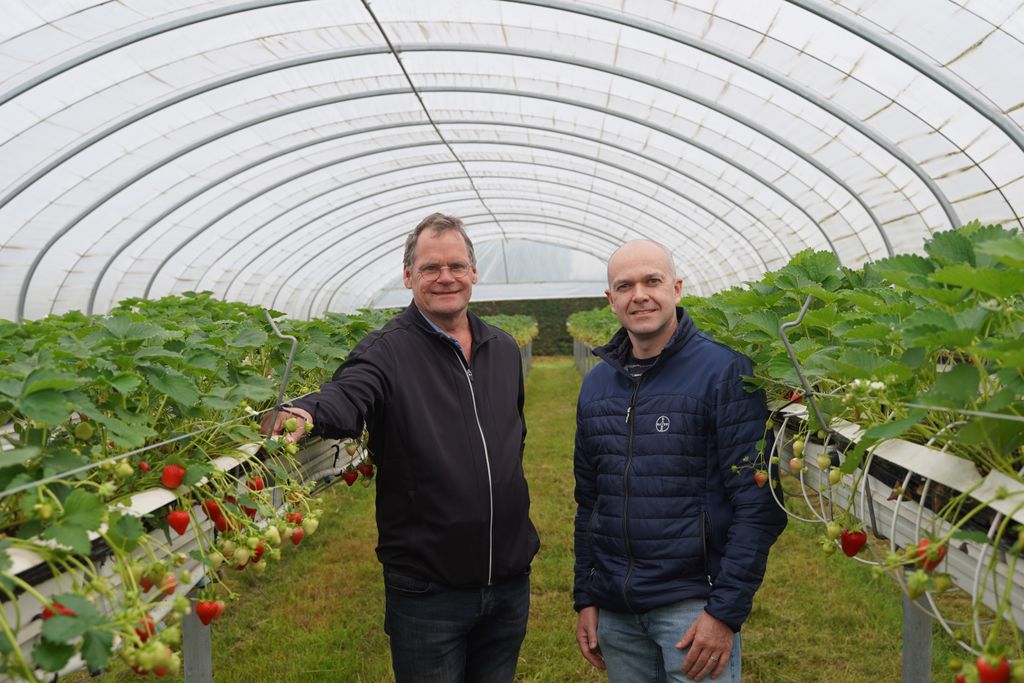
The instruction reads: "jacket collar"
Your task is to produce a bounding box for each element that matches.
[593,307,697,376]
[400,302,496,350]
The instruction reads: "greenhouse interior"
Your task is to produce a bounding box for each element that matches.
[1,1,1022,681]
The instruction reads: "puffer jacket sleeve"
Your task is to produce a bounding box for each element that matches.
[705,354,788,631]
[572,395,597,612]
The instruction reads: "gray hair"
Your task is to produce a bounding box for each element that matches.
[403,213,476,268]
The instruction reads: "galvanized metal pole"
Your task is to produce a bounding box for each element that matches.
[182,602,213,683]
[902,593,932,683]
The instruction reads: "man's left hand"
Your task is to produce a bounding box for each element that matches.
[676,612,733,681]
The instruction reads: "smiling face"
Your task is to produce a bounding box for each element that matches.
[402,228,478,324]
[605,240,683,357]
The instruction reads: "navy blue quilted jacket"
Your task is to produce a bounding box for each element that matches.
[572,308,787,631]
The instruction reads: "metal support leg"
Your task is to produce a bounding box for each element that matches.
[902,593,932,683]
[182,602,213,683]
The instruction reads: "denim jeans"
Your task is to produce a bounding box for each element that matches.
[383,566,530,683]
[598,600,742,683]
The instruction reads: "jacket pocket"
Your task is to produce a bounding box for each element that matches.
[383,566,434,595]
[701,511,713,586]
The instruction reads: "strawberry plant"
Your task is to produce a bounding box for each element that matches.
[0,292,389,679]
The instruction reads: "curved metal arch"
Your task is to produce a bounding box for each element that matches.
[210,156,792,302]
[257,186,745,312]
[783,0,1024,155]
[314,210,714,317]
[216,163,776,308]
[507,0,973,231]
[16,51,881,319]
[2,0,969,239]
[0,0,316,107]
[264,188,734,316]
[137,116,774,303]
[94,114,800,315]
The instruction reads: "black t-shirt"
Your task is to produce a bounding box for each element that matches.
[624,351,659,378]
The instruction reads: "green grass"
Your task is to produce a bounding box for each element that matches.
[76,356,974,681]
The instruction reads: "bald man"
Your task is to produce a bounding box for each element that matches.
[571,240,787,682]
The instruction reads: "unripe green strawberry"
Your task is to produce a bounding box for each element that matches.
[246,536,260,549]
[233,547,251,566]
[285,442,299,455]
[208,551,224,571]
[817,454,831,469]
[74,421,95,441]
[251,560,267,577]
[791,439,805,458]
[828,468,842,485]
[159,625,182,646]
[906,569,930,599]
[302,517,319,536]
[115,461,134,479]
[33,502,54,520]
[826,521,842,540]
[304,420,314,433]
[283,417,298,433]
[220,539,237,555]
[263,526,281,546]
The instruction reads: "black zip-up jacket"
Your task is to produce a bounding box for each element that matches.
[292,303,539,587]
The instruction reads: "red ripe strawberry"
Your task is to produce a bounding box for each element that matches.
[195,600,220,625]
[342,470,358,486]
[166,510,189,535]
[291,527,305,545]
[138,461,151,473]
[977,655,1010,683]
[790,391,803,403]
[358,462,375,479]
[41,602,76,620]
[160,464,186,489]
[840,528,868,557]
[201,499,221,520]
[286,511,302,525]
[246,477,264,492]
[135,614,155,642]
[160,574,177,596]
[242,505,257,520]
[252,541,266,563]
[915,539,946,572]
[753,470,768,488]
[214,600,225,620]
[139,575,156,593]
[154,668,168,677]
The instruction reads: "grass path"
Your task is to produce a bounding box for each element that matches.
[89,356,967,681]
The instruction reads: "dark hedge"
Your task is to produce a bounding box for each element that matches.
[470,297,607,355]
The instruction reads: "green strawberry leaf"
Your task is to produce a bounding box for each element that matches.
[17,389,69,426]
[42,615,89,643]
[82,629,114,672]
[31,639,75,672]
[61,490,105,530]
[41,525,91,555]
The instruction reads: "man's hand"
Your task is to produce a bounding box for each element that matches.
[575,606,605,670]
[260,407,313,443]
[677,611,733,681]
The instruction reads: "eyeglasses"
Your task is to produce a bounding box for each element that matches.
[416,262,471,280]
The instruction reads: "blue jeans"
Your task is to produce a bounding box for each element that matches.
[383,566,530,683]
[598,600,742,683]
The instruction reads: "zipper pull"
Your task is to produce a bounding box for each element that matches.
[625,406,631,423]
[467,368,474,381]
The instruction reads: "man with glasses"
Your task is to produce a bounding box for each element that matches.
[263,213,539,683]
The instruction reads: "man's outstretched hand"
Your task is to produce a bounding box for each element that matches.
[260,406,313,443]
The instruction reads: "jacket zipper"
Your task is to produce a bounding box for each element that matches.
[621,378,642,611]
[449,345,495,586]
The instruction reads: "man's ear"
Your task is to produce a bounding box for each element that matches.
[673,277,683,301]
[403,264,413,290]
[604,288,613,306]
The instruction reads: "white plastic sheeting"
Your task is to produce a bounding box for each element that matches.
[0,0,1021,320]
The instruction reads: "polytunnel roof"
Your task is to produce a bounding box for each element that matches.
[1,0,1022,321]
